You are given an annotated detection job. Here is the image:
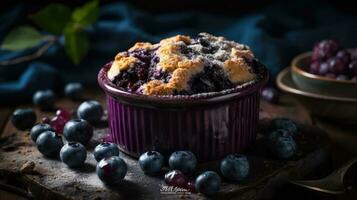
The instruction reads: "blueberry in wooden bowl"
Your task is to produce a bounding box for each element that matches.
[291,40,357,98]
[98,33,268,162]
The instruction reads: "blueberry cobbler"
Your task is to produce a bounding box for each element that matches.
[107,33,265,95]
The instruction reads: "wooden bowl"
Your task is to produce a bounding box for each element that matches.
[277,68,357,124]
[291,52,357,98]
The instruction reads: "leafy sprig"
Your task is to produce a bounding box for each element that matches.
[1,0,99,65]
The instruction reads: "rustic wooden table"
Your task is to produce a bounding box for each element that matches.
[0,89,356,200]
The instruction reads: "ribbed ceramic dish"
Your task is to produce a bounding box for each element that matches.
[98,62,268,162]
[291,51,357,98]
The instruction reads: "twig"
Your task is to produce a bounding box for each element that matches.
[0,37,57,66]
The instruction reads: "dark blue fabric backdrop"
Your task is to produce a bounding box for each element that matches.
[1,1,357,104]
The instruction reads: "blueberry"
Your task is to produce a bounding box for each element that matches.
[220,154,250,181]
[195,171,221,196]
[164,170,188,188]
[64,82,83,100]
[139,151,164,174]
[198,38,210,47]
[169,151,197,174]
[269,118,298,136]
[94,142,120,162]
[328,57,346,75]
[349,61,357,76]
[309,61,320,74]
[32,90,56,110]
[63,119,93,145]
[312,40,339,61]
[261,87,279,103]
[318,62,330,75]
[11,108,36,131]
[60,142,87,168]
[56,108,72,121]
[36,131,63,157]
[268,129,297,159]
[77,100,103,124]
[50,115,67,134]
[336,50,351,64]
[30,123,54,142]
[96,156,127,185]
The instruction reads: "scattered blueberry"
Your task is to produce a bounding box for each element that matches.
[64,82,83,100]
[77,100,103,124]
[268,129,297,159]
[32,90,56,110]
[164,170,188,188]
[94,142,120,162]
[96,156,127,185]
[269,118,298,136]
[36,131,63,157]
[169,151,197,174]
[261,87,279,103]
[195,171,221,196]
[30,123,54,142]
[11,108,36,131]
[63,119,93,145]
[60,142,87,168]
[139,151,164,174]
[220,154,250,181]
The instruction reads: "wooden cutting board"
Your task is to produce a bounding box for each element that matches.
[0,94,331,200]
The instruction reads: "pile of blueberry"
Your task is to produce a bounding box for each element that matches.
[310,40,357,81]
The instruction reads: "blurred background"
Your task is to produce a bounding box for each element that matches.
[1,0,357,104]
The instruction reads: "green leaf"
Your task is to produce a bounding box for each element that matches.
[1,26,45,51]
[64,26,89,65]
[31,4,71,35]
[72,0,99,27]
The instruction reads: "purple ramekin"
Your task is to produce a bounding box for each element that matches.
[98,62,268,162]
